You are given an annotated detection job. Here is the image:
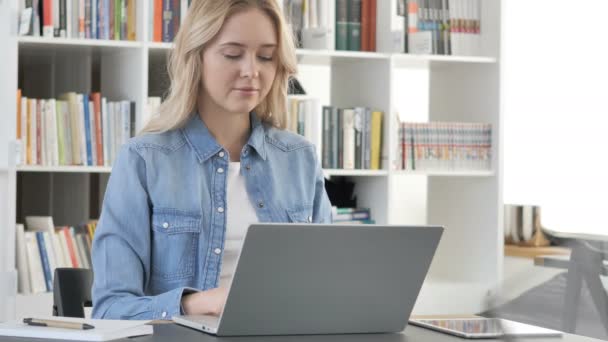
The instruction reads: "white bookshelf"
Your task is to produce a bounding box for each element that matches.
[0,0,503,320]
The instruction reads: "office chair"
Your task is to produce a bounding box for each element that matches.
[52,268,93,318]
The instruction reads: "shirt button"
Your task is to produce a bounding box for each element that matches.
[219,151,225,158]
[258,202,264,208]
[245,165,251,171]
[308,216,312,223]
[217,168,224,174]
[162,222,169,229]
[217,207,224,213]
[214,248,222,255]
[161,311,167,318]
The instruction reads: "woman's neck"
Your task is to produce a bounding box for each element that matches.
[198,100,251,162]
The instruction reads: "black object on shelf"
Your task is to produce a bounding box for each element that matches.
[53,268,93,318]
[324,177,357,208]
[288,77,306,95]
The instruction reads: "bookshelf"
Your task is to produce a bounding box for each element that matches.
[0,0,503,320]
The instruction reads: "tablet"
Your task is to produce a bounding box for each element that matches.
[409,318,563,339]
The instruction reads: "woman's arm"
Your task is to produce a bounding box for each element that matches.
[91,143,194,320]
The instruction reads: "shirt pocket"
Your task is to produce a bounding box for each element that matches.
[151,208,202,281]
[286,205,314,223]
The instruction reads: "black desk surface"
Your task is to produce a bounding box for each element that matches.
[0,323,602,342]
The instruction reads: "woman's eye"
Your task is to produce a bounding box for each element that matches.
[258,56,273,62]
[224,54,241,60]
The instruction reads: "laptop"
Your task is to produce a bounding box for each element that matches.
[173,223,443,336]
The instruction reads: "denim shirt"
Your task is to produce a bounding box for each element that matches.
[91,113,332,320]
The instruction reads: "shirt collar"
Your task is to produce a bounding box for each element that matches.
[181,112,267,163]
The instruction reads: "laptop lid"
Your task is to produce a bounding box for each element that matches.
[216,223,443,336]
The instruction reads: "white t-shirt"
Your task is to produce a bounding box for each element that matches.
[219,162,259,288]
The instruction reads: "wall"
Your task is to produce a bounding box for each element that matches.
[503,0,608,227]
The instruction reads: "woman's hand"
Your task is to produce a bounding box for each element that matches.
[181,287,229,316]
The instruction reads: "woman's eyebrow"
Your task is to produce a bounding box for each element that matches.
[219,42,277,48]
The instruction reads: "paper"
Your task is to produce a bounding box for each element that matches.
[0,316,153,341]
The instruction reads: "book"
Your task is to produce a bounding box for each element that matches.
[347,0,362,51]
[335,0,348,50]
[0,317,153,341]
[15,224,31,294]
[24,231,46,293]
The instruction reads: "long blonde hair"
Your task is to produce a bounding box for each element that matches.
[141,0,297,134]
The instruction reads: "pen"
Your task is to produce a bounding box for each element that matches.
[23,318,95,330]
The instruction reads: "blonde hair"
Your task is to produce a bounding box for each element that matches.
[141,0,297,134]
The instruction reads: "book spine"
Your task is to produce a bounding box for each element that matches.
[130,101,136,138]
[59,0,66,37]
[335,0,348,50]
[369,0,376,51]
[89,101,97,165]
[62,228,79,267]
[154,0,162,42]
[364,108,371,169]
[42,0,53,37]
[25,232,45,293]
[122,101,131,143]
[172,0,180,40]
[347,0,362,51]
[162,0,173,42]
[370,111,382,170]
[360,0,369,51]
[78,0,85,38]
[342,109,355,169]
[92,93,103,165]
[36,99,41,165]
[15,224,31,294]
[82,96,93,166]
[121,0,127,40]
[35,232,52,291]
[127,0,136,41]
[353,107,363,169]
[49,99,59,166]
[330,107,339,169]
[322,106,331,168]
[114,0,121,40]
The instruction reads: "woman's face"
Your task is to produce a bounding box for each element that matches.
[201,8,278,116]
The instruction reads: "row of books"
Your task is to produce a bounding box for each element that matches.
[17,0,137,41]
[282,0,332,50]
[331,207,375,224]
[15,217,97,294]
[286,96,317,140]
[400,0,482,56]
[16,90,136,167]
[397,121,492,171]
[322,107,384,170]
[335,0,376,52]
[149,0,191,43]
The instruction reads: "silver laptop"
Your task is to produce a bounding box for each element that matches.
[173,223,443,336]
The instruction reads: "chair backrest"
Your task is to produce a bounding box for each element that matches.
[52,268,93,318]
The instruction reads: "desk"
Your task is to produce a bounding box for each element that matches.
[542,227,608,335]
[0,323,600,342]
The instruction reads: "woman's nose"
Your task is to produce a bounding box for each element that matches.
[240,54,260,79]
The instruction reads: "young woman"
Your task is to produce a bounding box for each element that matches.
[92,0,332,320]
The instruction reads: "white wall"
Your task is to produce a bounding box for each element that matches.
[503,0,608,229]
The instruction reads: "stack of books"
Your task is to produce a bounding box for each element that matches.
[402,0,482,56]
[397,121,492,171]
[286,96,318,141]
[15,217,98,294]
[281,0,337,50]
[322,106,384,170]
[335,0,376,51]
[332,207,374,224]
[16,90,136,167]
[17,0,137,41]
[149,0,192,42]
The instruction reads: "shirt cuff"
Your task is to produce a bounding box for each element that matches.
[152,287,199,320]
